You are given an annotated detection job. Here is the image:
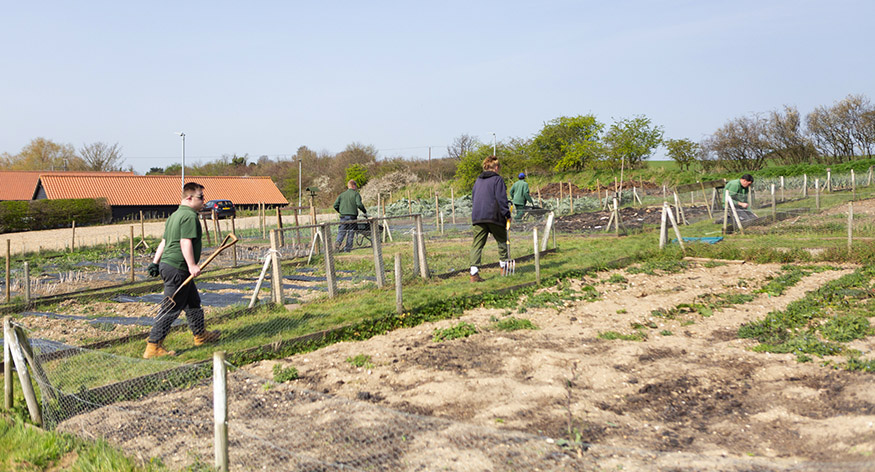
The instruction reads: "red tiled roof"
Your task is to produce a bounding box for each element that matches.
[36,175,288,206]
[0,170,133,201]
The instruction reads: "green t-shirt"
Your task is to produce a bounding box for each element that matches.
[724,179,749,203]
[509,180,534,206]
[160,205,202,271]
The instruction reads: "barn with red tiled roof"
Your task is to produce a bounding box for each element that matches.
[32,174,288,220]
[0,170,134,201]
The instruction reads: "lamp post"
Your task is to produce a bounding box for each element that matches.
[175,132,186,191]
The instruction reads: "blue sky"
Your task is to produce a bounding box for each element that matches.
[1,1,873,174]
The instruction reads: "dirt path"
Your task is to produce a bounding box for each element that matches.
[58,262,875,470]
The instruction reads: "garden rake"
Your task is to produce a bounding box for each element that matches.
[153,233,238,322]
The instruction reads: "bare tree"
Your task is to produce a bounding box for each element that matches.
[79,142,125,171]
[702,114,770,172]
[447,134,480,160]
[764,106,815,165]
[805,94,874,162]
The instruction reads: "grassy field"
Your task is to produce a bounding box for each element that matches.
[5,180,875,469]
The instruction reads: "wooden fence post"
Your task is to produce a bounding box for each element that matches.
[3,317,12,410]
[213,351,229,472]
[803,174,808,197]
[276,207,284,246]
[451,188,456,225]
[659,203,668,249]
[321,223,337,297]
[371,218,385,288]
[394,254,403,315]
[414,215,429,278]
[23,262,30,304]
[826,169,832,192]
[533,227,540,285]
[722,191,730,235]
[771,184,776,221]
[269,230,283,305]
[848,203,854,256]
[815,178,820,210]
[540,212,554,252]
[5,240,9,303]
[128,226,135,282]
[4,319,40,426]
[202,214,212,246]
[665,202,685,251]
[852,169,856,199]
[71,220,76,252]
[212,210,221,244]
[230,217,237,267]
[780,176,785,202]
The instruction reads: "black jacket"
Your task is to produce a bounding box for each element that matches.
[471,171,510,225]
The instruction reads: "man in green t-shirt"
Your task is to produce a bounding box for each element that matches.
[509,172,535,219]
[143,182,220,359]
[333,180,368,252]
[724,174,754,209]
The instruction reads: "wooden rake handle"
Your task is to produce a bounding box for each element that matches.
[168,233,239,299]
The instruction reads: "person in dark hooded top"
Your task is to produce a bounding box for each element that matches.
[469,155,511,282]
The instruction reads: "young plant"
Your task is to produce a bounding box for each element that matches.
[433,322,478,342]
[272,363,299,383]
[346,354,374,368]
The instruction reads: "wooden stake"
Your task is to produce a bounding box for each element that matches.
[71,220,76,252]
[5,240,9,303]
[803,174,808,197]
[771,184,776,222]
[230,217,237,267]
[276,207,284,246]
[3,317,12,410]
[533,227,541,285]
[414,215,429,278]
[130,226,135,283]
[371,218,385,288]
[722,191,730,235]
[213,351,229,472]
[321,223,337,297]
[700,182,712,219]
[4,319,40,426]
[780,176,785,202]
[659,203,668,249]
[665,202,685,251]
[848,203,854,256]
[852,169,856,199]
[727,195,745,235]
[815,178,820,210]
[212,210,221,245]
[407,189,412,215]
[269,230,283,304]
[451,188,456,225]
[395,254,403,315]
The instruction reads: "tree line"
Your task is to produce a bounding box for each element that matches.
[3,93,872,204]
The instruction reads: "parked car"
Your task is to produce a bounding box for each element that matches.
[200,199,236,219]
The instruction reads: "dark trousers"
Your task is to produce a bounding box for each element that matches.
[470,223,509,268]
[149,263,204,343]
[335,215,357,252]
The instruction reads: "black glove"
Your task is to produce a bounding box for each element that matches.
[147,263,160,277]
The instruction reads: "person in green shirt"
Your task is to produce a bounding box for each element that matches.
[509,173,535,219]
[333,180,368,252]
[724,174,754,209]
[143,182,220,359]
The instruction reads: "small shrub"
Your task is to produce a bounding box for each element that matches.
[272,364,299,383]
[346,354,374,368]
[433,322,478,342]
[491,317,538,332]
[607,274,628,284]
[659,330,673,336]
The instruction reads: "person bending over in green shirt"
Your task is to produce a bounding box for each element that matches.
[143,182,220,359]
[724,174,754,209]
[509,173,535,219]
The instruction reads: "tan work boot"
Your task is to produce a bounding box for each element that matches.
[470,273,485,283]
[193,330,221,346]
[143,341,176,359]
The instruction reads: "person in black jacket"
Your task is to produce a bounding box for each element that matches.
[469,155,511,282]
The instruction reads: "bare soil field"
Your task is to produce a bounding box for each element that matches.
[58,261,875,471]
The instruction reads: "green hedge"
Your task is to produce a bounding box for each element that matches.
[0,198,111,233]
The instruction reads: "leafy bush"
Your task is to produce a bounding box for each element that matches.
[272,364,299,383]
[346,354,374,368]
[433,322,478,342]
[491,317,538,332]
[0,198,110,233]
